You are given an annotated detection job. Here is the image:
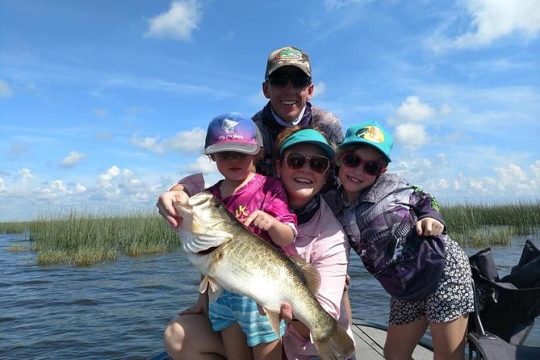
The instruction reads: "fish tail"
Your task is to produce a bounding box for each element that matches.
[314,324,355,360]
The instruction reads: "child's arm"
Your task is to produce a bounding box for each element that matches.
[410,185,446,236]
[243,210,295,247]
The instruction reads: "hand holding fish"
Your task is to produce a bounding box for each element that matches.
[156,188,189,230]
[415,217,444,236]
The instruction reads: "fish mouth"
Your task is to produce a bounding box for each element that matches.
[196,246,219,255]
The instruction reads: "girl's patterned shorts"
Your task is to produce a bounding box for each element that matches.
[389,237,475,325]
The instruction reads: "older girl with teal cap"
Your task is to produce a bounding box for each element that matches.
[325,120,474,360]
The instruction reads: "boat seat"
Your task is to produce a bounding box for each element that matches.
[467,240,540,359]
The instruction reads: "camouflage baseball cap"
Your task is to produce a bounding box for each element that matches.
[265,46,311,79]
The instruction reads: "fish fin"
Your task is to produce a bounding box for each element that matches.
[199,276,222,303]
[289,256,321,295]
[198,276,210,293]
[207,278,222,303]
[314,323,355,360]
[265,309,282,339]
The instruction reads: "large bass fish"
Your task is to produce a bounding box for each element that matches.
[175,191,354,360]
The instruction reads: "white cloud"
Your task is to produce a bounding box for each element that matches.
[396,155,540,204]
[38,180,67,199]
[38,180,89,199]
[18,168,33,183]
[395,96,436,122]
[0,178,5,192]
[132,127,206,154]
[531,160,540,181]
[312,81,327,99]
[394,123,428,147]
[99,165,121,189]
[75,183,87,193]
[189,155,218,174]
[61,151,86,168]
[145,0,202,40]
[431,0,540,51]
[0,79,13,97]
[96,165,146,200]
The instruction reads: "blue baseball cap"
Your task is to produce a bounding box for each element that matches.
[338,120,393,162]
[279,129,335,159]
[204,113,263,155]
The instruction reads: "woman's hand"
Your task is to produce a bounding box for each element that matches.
[416,217,444,236]
[280,303,294,322]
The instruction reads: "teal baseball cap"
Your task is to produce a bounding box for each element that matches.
[338,120,393,162]
[279,129,335,159]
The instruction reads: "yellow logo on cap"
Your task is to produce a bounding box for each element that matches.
[356,126,384,143]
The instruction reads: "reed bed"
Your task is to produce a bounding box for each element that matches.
[440,201,540,247]
[23,210,180,266]
[0,221,29,234]
[1,202,538,266]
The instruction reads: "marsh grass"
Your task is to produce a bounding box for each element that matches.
[441,201,540,247]
[1,202,538,266]
[0,221,28,234]
[23,210,180,266]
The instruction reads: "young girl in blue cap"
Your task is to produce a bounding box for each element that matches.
[326,120,474,360]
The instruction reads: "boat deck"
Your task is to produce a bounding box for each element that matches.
[352,320,433,359]
[150,320,434,359]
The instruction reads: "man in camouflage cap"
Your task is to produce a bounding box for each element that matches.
[253,46,343,176]
[264,46,312,79]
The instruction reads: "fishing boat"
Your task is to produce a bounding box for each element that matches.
[149,319,434,359]
[151,240,540,360]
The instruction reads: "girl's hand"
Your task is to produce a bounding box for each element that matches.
[416,217,444,236]
[243,210,276,231]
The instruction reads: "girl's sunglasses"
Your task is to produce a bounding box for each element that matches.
[285,152,330,174]
[268,73,311,88]
[341,153,386,176]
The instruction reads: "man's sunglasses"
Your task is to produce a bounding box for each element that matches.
[268,73,311,88]
[341,153,386,176]
[285,152,330,174]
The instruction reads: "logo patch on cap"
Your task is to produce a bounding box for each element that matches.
[219,119,244,141]
[276,47,303,60]
[356,126,385,144]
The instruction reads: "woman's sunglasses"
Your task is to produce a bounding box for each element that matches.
[341,153,386,176]
[285,152,330,174]
[268,73,311,88]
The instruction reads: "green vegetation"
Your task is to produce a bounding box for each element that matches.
[441,201,540,247]
[1,202,538,266]
[2,210,179,266]
[0,221,29,234]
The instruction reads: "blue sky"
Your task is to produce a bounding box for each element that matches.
[1,0,539,221]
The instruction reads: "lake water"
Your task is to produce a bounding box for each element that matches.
[1,233,538,359]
